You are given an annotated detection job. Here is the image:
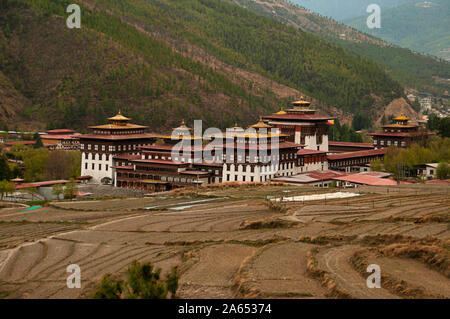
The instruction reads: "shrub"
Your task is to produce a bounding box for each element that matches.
[92,261,179,299]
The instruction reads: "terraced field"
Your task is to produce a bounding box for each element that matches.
[0,184,448,299]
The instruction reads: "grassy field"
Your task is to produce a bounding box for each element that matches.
[0,183,448,299]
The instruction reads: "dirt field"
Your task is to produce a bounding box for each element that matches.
[0,184,448,299]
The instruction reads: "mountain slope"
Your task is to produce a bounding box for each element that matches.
[347,0,450,61]
[227,0,450,96]
[0,0,405,131]
[291,0,418,21]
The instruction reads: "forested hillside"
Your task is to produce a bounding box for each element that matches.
[348,0,450,61]
[229,0,450,96]
[291,0,417,21]
[0,0,404,132]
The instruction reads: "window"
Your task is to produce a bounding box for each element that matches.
[95,145,98,151]
[92,163,95,170]
[88,144,91,150]
[99,164,102,171]
[85,153,88,160]
[81,144,84,150]
[106,165,108,171]
[102,145,105,151]
[91,153,95,160]
[99,154,102,161]
[85,163,87,169]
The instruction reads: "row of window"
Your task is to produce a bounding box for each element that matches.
[374,140,406,147]
[85,163,109,171]
[224,162,295,172]
[84,153,110,161]
[81,143,148,151]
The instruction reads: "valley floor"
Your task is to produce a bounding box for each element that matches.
[0,184,448,299]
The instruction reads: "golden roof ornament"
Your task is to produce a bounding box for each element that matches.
[108,110,131,121]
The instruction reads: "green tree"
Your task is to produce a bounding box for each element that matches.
[52,183,64,199]
[0,155,11,180]
[92,261,179,299]
[436,161,450,180]
[63,178,78,199]
[0,180,15,200]
[370,158,383,172]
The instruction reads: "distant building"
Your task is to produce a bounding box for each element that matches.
[40,129,81,150]
[328,141,374,154]
[262,97,334,152]
[327,148,387,173]
[368,116,433,149]
[273,170,347,188]
[2,140,36,151]
[416,163,449,179]
[79,111,160,183]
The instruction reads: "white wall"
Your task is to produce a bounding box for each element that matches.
[81,152,114,183]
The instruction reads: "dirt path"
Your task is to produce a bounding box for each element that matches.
[316,245,399,299]
[366,255,450,298]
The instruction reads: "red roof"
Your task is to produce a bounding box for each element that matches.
[46,129,75,134]
[113,153,141,160]
[76,175,92,180]
[263,114,334,121]
[16,180,69,189]
[132,159,187,166]
[180,171,210,176]
[327,148,387,161]
[368,132,433,137]
[333,175,410,186]
[79,133,161,141]
[4,140,36,146]
[140,144,205,152]
[41,134,80,140]
[297,149,327,156]
[221,141,302,150]
[329,141,374,148]
[112,165,135,170]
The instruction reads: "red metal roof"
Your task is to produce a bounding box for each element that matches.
[79,133,161,141]
[263,114,335,121]
[368,132,434,137]
[76,175,92,180]
[16,180,69,189]
[327,148,387,161]
[329,141,374,148]
[140,144,205,152]
[333,175,409,186]
[297,149,327,156]
[40,134,80,140]
[4,140,36,146]
[113,154,141,160]
[132,159,187,166]
[46,129,75,134]
[180,171,210,176]
[221,141,302,150]
[112,165,134,170]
